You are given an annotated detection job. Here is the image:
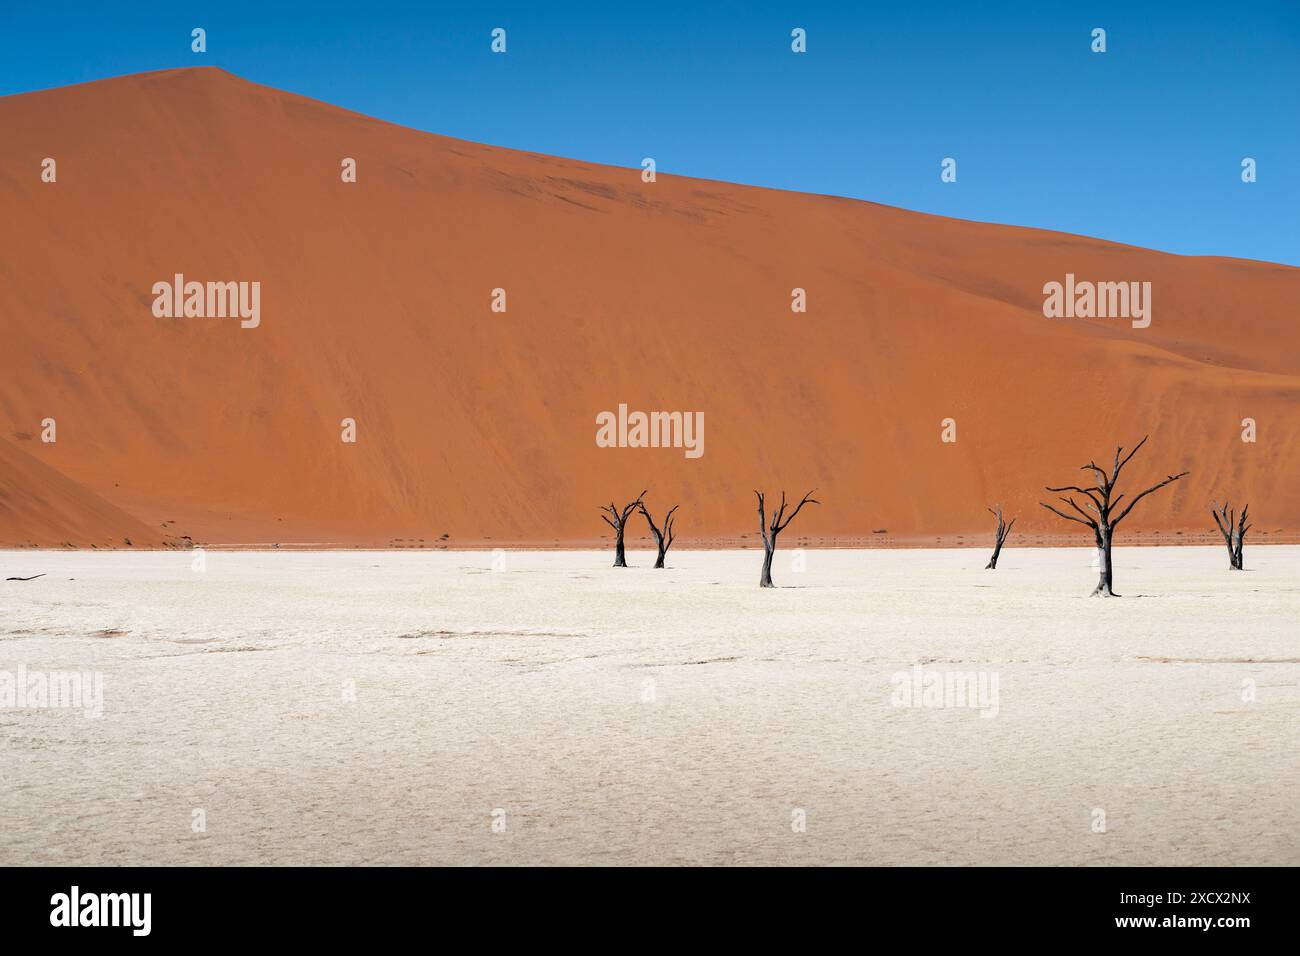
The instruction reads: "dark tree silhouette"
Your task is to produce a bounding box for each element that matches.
[638,501,679,569]
[984,506,1017,569]
[600,490,646,568]
[754,489,819,588]
[1039,436,1188,597]
[1211,500,1251,570]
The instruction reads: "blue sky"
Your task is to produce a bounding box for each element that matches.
[3,1,1297,264]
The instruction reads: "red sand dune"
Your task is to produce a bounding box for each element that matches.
[1,67,1297,548]
[0,436,166,549]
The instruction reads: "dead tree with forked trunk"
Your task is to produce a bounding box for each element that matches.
[984,506,1017,569]
[600,490,647,568]
[1039,436,1188,597]
[1211,501,1250,570]
[755,490,819,588]
[638,501,679,569]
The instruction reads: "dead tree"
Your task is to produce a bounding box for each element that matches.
[637,501,679,569]
[1211,501,1251,570]
[984,506,1017,569]
[755,490,819,588]
[600,490,646,568]
[1039,436,1188,597]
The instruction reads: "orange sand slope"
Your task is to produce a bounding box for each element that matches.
[1,67,1297,548]
[0,437,166,549]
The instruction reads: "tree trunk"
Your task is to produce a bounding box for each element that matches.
[613,532,627,568]
[1211,503,1247,571]
[985,539,1003,570]
[760,541,775,587]
[1092,526,1117,596]
[645,525,666,569]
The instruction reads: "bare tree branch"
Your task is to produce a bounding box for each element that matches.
[1080,461,1110,490]
[1113,435,1150,486]
[1113,472,1189,526]
[1038,500,1095,528]
[774,490,819,534]
[1046,485,1103,513]
[1059,495,1098,525]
